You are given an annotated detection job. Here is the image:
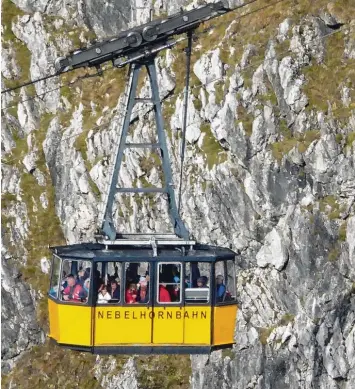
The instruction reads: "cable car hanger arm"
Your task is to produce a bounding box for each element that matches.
[54,1,230,73]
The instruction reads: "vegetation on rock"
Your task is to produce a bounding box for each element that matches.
[2,0,354,387]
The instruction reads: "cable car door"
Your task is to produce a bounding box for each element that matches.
[152,262,184,345]
[56,258,93,347]
[183,262,212,345]
[213,259,238,346]
[93,261,153,347]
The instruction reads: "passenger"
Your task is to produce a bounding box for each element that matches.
[137,277,149,303]
[76,268,86,286]
[197,277,207,288]
[63,275,86,302]
[184,276,191,288]
[49,285,58,297]
[110,280,120,300]
[97,285,112,304]
[172,267,180,283]
[125,283,138,304]
[97,281,105,292]
[84,267,91,281]
[83,279,90,294]
[159,282,171,303]
[216,275,226,302]
[61,271,68,289]
[80,279,90,303]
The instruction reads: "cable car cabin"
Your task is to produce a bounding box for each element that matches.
[47,242,238,355]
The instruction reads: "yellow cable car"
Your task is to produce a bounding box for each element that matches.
[48,5,239,354]
[48,242,238,354]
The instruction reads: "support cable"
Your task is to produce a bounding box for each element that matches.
[1,68,110,111]
[1,27,347,168]
[0,0,272,96]
[178,30,193,214]
[1,0,289,106]
[1,68,73,95]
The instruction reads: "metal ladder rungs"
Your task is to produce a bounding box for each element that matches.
[115,187,167,193]
[101,58,190,241]
[125,143,160,148]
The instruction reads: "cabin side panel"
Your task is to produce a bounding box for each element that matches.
[57,304,92,346]
[183,306,211,344]
[212,305,238,346]
[152,307,184,344]
[48,299,60,341]
[94,306,152,345]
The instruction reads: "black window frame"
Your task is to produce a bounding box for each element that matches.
[122,261,151,306]
[58,258,91,306]
[214,259,237,306]
[48,254,62,300]
[94,261,123,306]
[184,262,211,305]
[156,261,183,305]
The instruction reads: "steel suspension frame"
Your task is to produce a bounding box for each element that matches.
[101,55,190,241]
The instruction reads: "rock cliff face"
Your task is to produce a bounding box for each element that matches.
[1,0,354,388]
[1,249,44,374]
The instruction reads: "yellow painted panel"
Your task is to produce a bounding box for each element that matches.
[153,307,184,344]
[213,305,238,346]
[48,299,59,341]
[184,306,211,345]
[94,307,152,345]
[57,304,92,346]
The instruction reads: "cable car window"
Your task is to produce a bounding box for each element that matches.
[215,260,236,303]
[215,261,226,303]
[95,262,121,304]
[157,263,182,303]
[49,255,61,299]
[184,262,210,303]
[60,259,91,304]
[226,259,237,302]
[124,262,150,304]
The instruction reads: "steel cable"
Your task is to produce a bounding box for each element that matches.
[0,0,279,96]
[2,27,349,168]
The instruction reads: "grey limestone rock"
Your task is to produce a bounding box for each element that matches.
[2,1,355,388]
[1,252,44,373]
[94,356,139,389]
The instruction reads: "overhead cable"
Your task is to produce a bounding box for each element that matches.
[1,68,73,95]
[1,0,289,110]
[2,66,116,111]
[178,31,193,214]
[2,27,349,167]
[0,0,274,96]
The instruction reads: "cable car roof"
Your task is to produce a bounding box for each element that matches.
[50,242,237,262]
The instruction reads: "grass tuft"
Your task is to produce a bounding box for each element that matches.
[339,221,347,241]
[199,123,227,169]
[328,246,340,262]
[271,129,320,161]
[136,355,191,389]
[303,32,355,118]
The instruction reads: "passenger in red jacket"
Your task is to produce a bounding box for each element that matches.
[125,283,138,304]
[159,283,171,303]
[62,275,86,302]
